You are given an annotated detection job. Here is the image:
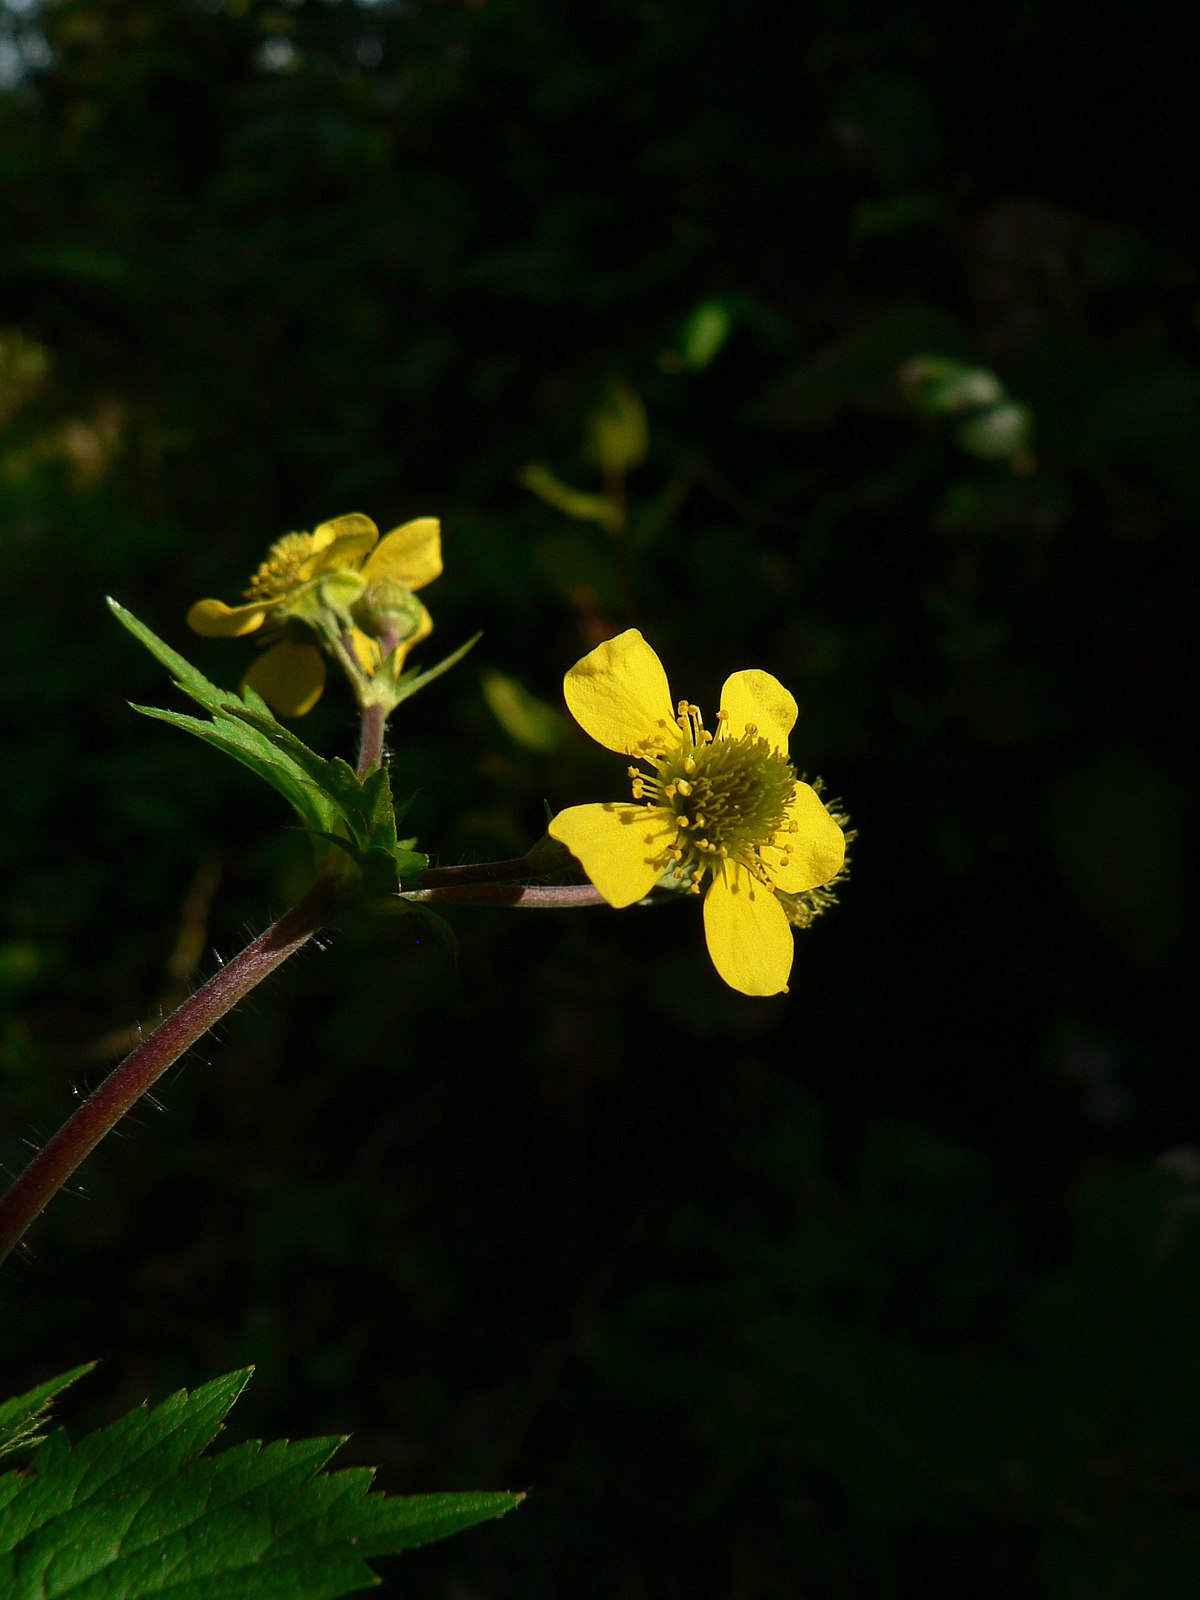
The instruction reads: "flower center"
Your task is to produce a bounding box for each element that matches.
[243,532,320,602]
[628,701,797,889]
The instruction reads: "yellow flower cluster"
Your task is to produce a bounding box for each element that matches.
[549,630,845,996]
[188,513,441,715]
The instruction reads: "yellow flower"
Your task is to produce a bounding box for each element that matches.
[187,513,441,715]
[548,630,846,997]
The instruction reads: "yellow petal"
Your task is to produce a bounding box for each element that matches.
[187,597,271,638]
[718,669,797,753]
[348,627,383,676]
[347,599,433,677]
[548,801,676,907]
[242,640,327,717]
[392,600,433,664]
[702,860,793,996]
[563,629,680,756]
[363,517,443,591]
[309,513,379,573]
[761,783,846,893]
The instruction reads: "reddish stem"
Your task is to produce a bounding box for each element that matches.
[0,876,338,1269]
[403,882,606,908]
[356,702,387,778]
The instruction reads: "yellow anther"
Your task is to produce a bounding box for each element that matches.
[675,779,692,797]
[684,755,696,774]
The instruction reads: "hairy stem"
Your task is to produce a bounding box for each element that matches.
[356,701,387,778]
[0,876,339,1269]
[402,882,606,908]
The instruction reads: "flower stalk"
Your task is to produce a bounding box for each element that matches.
[356,701,388,779]
[0,876,339,1269]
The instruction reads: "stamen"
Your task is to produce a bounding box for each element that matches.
[243,531,318,601]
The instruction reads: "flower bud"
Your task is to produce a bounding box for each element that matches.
[352,579,426,648]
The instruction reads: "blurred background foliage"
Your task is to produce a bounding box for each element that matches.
[0,0,1197,1595]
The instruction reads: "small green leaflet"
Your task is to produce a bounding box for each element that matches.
[108,601,426,889]
[0,1365,94,1464]
[0,1368,522,1600]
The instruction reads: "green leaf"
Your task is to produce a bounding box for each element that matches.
[680,299,732,370]
[0,1366,94,1463]
[517,462,622,529]
[480,667,565,753]
[133,704,343,842]
[109,602,418,882]
[390,632,481,711]
[0,1368,521,1600]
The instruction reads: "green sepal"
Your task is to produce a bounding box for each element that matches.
[386,632,482,712]
[110,601,419,890]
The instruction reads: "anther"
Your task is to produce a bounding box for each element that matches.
[684,756,696,774]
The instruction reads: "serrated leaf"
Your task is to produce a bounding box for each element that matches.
[134,705,343,841]
[0,1366,95,1463]
[109,602,416,877]
[0,1369,521,1600]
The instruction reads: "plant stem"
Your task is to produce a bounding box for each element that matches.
[0,876,339,1270]
[402,882,606,908]
[356,702,387,778]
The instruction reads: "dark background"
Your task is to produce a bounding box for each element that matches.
[1,1,1197,1595]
